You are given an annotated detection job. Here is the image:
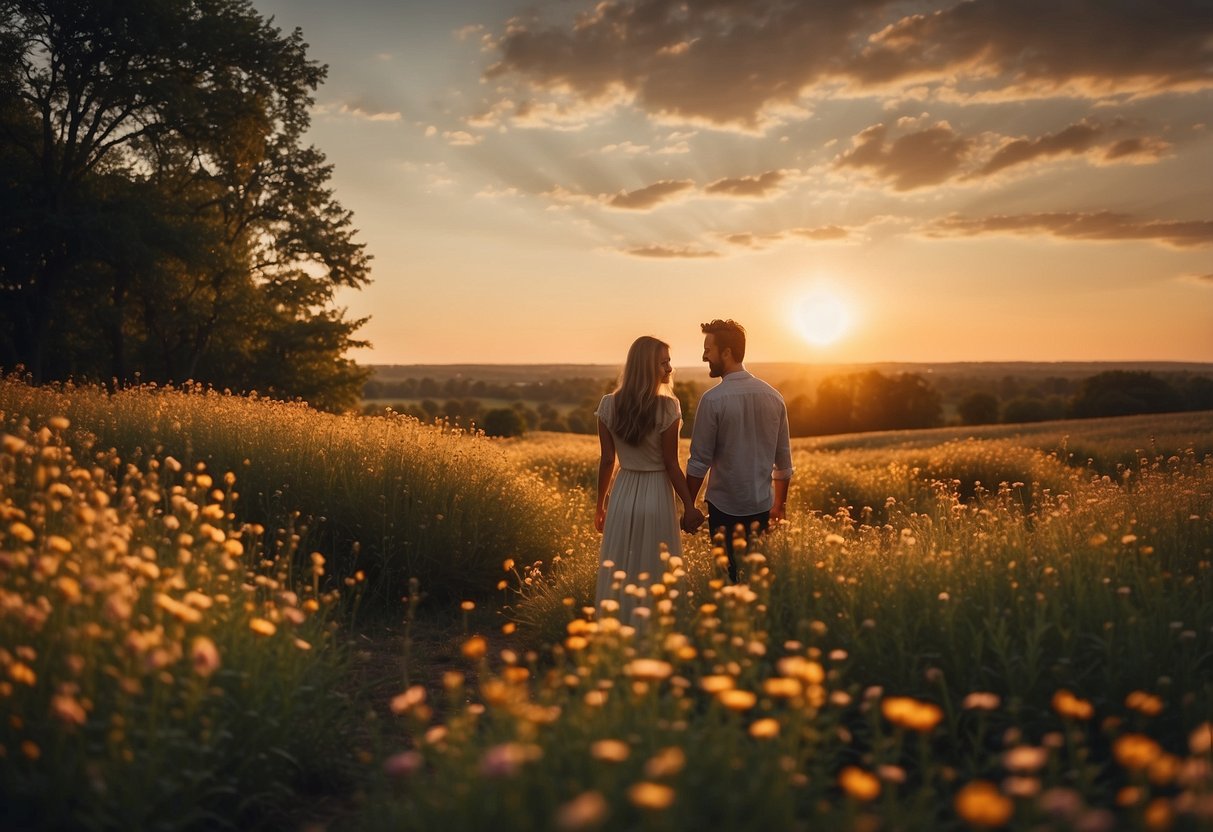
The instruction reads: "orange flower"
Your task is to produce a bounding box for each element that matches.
[1124,691,1164,717]
[749,718,780,739]
[882,696,944,732]
[718,689,757,712]
[590,739,630,763]
[838,766,881,801]
[1114,734,1163,770]
[1051,689,1093,721]
[954,780,1013,828]
[461,635,487,660]
[627,781,675,811]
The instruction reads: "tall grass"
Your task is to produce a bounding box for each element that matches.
[0,415,356,829]
[0,378,575,605]
[356,423,1213,830]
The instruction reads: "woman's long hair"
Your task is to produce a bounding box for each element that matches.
[611,336,672,445]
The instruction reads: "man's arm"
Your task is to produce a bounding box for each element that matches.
[770,400,794,522]
[685,396,716,504]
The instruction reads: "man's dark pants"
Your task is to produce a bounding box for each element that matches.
[707,502,770,583]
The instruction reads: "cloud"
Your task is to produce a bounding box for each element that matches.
[443,130,482,146]
[972,122,1171,177]
[1185,272,1213,285]
[835,119,1171,189]
[704,170,787,198]
[974,122,1104,177]
[723,225,852,248]
[835,122,972,190]
[607,179,695,210]
[923,212,1213,248]
[483,0,1213,130]
[329,102,403,122]
[621,244,719,259]
[1101,136,1172,164]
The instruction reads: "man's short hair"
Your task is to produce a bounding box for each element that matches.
[701,319,746,363]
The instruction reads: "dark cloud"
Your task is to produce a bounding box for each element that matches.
[974,122,1103,177]
[606,179,695,210]
[925,212,1213,248]
[622,244,719,258]
[835,123,972,190]
[485,1,1213,129]
[836,120,1170,189]
[1102,136,1171,163]
[704,171,786,197]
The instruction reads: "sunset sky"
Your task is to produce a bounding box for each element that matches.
[255,0,1213,366]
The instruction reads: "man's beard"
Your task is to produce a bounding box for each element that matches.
[707,359,724,378]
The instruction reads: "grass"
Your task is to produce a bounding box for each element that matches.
[0,377,574,607]
[1,378,1210,830]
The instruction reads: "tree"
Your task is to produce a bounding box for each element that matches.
[958,392,999,426]
[0,0,370,408]
[1070,371,1184,419]
[482,407,525,438]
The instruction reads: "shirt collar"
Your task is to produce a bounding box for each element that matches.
[721,367,752,382]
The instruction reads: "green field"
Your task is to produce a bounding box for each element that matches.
[2,378,1210,830]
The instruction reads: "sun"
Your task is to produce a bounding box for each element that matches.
[795,287,853,347]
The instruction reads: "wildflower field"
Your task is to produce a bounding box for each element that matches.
[1,378,1210,830]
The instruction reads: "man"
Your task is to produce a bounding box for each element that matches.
[684,319,794,582]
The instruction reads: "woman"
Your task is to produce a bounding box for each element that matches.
[594,336,703,621]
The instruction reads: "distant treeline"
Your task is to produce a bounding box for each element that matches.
[364,369,1213,437]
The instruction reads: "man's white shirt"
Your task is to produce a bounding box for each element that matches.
[686,368,794,516]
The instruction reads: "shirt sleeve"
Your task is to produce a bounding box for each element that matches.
[685,395,715,479]
[595,394,612,428]
[658,395,681,432]
[772,398,794,481]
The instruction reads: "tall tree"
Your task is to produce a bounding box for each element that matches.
[0,0,370,407]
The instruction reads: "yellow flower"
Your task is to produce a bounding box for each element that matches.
[590,739,630,763]
[390,685,427,715]
[699,675,735,694]
[838,766,881,801]
[954,780,1013,828]
[627,781,675,811]
[190,636,221,677]
[718,689,757,712]
[749,718,780,739]
[644,747,686,779]
[624,658,673,682]
[777,656,824,684]
[50,694,87,726]
[554,791,608,831]
[763,677,803,699]
[248,617,277,637]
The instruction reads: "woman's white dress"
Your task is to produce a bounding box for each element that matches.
[594,393,682,622]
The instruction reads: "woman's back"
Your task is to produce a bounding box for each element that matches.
[598,394,679,469]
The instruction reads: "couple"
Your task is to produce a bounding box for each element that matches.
[594,319,794,620]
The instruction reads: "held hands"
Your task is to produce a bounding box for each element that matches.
[681,505,705,534]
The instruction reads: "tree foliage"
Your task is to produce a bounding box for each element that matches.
[0,0,370,409]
